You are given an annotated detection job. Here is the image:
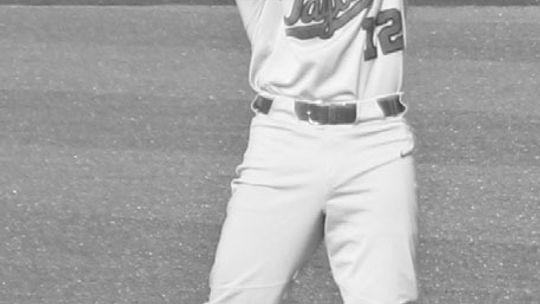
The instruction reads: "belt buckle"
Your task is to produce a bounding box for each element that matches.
[297,101,323,125]
[306,108,321,125]
[305,103,342,125]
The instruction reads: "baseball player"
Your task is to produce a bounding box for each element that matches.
[204,0,418,303]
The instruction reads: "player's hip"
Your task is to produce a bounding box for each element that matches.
[241,109,415,179]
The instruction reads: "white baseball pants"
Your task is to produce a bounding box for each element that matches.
[205,99,418,304]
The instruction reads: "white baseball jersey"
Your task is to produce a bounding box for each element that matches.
[236,0,406,103]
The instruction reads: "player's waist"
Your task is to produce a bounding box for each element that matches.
[251,93,407,125]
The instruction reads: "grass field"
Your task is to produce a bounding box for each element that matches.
[0,0,539,6]
[0,0,540,5]
[0,5,539,304]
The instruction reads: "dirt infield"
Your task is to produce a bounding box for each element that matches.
[0,0,539,6]
[0,4,539,304]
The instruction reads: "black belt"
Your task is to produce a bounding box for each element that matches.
[252,95,406,125]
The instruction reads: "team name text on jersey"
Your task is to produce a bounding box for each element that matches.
[284,0,373,40]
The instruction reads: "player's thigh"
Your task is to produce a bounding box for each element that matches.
[210,185,324,288]
[209,114,325,289]
[325,156,418,303]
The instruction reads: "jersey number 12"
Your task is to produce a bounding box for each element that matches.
[362,8,405,61]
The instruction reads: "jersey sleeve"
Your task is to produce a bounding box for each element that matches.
[235,0,268,42]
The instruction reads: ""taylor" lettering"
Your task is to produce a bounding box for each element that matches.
[284,0,373,40]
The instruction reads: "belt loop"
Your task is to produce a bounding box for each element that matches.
[250,95,260,114]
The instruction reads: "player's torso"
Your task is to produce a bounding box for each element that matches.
[237,0,407,102]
